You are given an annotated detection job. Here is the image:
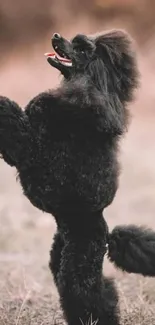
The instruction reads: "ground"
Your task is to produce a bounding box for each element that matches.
[0,25,155,325]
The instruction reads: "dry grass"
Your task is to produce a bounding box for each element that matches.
[118,276,155,325]
[0,295,64,325]
[1,270,155,325]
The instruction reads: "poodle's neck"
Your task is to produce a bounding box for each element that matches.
[57,75,104,107]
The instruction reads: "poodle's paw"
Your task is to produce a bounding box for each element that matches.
[0,97,22,135]
[0,96,22,122]
[0,96,30,166]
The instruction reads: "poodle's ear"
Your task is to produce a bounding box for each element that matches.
[95,30,139,103]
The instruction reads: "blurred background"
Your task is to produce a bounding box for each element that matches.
[1,1,155,324]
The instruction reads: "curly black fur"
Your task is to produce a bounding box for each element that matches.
[108,225,155,276]
[0,29,140,325]
[50,214,120,325]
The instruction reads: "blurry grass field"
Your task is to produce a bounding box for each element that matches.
[1,21,155,324]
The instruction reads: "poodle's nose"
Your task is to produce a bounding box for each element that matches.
[53,33,61,39]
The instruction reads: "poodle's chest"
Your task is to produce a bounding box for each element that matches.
[19,142,117,214]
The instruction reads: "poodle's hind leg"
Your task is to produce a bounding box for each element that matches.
[0,96,30,167]
[101,277,120,325]
[49,231,64,287]
[56,214,120,325]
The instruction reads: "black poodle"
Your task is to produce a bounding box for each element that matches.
[0,29,155,325]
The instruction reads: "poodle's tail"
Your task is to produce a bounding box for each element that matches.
[107,225,155,276]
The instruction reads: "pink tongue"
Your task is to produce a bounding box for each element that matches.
[44,52,55,57]
[44,51,71,63]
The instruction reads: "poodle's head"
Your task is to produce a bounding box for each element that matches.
[45,30,139,102]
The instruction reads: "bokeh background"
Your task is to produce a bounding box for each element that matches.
[1,1,155,324]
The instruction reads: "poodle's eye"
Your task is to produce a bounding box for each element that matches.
[74,46,85,54]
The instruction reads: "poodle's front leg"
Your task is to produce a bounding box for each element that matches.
[0,96,30,167]
[56,216,120,325]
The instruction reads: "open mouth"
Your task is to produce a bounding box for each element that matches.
[44,45,72,67]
